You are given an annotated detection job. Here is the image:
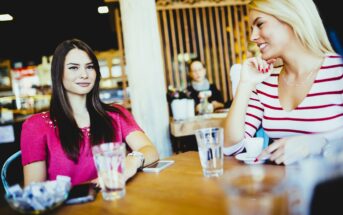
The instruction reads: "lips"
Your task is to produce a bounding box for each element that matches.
[258,43,267,52]
[76,83,91,87]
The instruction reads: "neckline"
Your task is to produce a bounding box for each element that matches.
[277,56,327,112]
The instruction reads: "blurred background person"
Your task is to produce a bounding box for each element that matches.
[187,59,225,114]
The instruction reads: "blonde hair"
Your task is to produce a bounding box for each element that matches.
[248,0,335,57]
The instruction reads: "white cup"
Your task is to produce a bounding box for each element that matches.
[244,137,264,158]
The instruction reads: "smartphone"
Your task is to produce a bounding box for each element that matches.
[65,183,98,205]
[142,160,175,173]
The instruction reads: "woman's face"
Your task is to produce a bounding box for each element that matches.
[249,10,294,60]
[189,61,206,83]
[62,48,96,96]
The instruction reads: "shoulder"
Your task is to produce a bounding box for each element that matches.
[322,55,343,70]
[230,64,242,73]
[318,54,343,78]
[23,112,53,129]
[107,104,132,119]
[209,84,219,90]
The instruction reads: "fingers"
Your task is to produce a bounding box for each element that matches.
[266,139,285,153]
[254,57,273,74]
[266,58,277,65]
[274,154,285,165]
[262,139,286,164]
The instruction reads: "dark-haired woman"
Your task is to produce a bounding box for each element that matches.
[21,39,159,186]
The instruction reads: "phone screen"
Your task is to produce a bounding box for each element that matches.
[147,161,170,169]
[65,183,98,205]
[68,184,92,199]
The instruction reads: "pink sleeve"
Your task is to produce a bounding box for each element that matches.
[113,104,143,140]
[20,115,47,165]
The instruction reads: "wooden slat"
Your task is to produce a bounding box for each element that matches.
[209,7,220,90]
[215,7,227,102]
[114,8,128,103]
[227,6,236,65]
[233,6,242,63]
[221,7,232,100]
[157,12,169,88]
[195,8,204,63]
[244,5,251,43]
[202,7,212,83]
[182,9,191,59]
[169,9,181,89]
[176,9,187,89]
[162,10,174,87]
[189,8,198,56]
[240,5,248,59]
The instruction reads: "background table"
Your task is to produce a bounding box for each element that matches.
[169,113,226,153]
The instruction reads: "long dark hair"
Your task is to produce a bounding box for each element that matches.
[50,38,120,162]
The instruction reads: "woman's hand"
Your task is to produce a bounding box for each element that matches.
[240,57,276,86]
[257,135,327,165]
[124,156,140,181]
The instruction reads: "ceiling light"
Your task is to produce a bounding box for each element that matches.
[98,6,109,14]
[0,14,13,21]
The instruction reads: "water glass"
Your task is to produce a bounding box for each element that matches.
[195,127,223,177]
[92,142,126,201]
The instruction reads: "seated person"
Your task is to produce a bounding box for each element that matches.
[21,39,159,186]
[187,59,225,114]
[223,0,343,165]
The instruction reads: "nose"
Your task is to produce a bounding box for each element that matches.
[250,27,259,42]
[80,68,89,79]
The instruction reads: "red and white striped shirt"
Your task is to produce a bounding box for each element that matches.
[245,55,343,139]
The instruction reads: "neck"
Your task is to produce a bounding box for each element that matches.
[67,93,88,115]
[281,46,324,77]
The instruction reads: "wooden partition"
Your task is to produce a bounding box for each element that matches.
[156,0,251,101]
[105,0,251,102]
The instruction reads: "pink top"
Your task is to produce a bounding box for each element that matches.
[20,104,142,185]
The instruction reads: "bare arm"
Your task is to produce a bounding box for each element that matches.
[23,161,47,186]
[223,82,255,146]
[224,57,274,147]
[124,131,159,180]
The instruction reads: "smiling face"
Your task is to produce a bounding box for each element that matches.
[62,48,96,97]
[249,10,294,60]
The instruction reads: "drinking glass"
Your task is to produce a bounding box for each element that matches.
[92,142,126,201]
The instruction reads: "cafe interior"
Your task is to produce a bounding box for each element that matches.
[0,0,342,214]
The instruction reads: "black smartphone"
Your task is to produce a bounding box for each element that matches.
[65,183,98,205]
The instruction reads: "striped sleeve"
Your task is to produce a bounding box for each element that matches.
[244,90,263,137]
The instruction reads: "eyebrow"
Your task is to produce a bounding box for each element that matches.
[252,17,262,26]
[66,62,93,66]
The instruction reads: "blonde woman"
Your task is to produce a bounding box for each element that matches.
[224,0,343,165]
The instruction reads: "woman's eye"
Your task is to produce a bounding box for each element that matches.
[257,22,264,28]
[86,65,95,70]
[68,66,78,71]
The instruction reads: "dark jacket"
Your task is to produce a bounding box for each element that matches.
[187,84,224,107]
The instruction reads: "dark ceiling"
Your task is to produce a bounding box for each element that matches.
[0,0,118,65]
[0,0,341,66]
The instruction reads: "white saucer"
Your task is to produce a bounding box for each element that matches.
[235,153,268,165]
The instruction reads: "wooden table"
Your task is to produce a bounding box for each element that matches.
[169,113,226,153]
[0,152,287,215]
